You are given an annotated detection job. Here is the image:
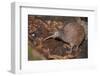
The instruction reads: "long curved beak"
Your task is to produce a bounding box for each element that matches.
[43,35,55,41]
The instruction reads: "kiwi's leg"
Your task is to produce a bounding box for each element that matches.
[72,45,79,52]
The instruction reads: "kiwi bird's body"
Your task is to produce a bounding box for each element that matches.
[60,22,85,48]
[44,22,85,52]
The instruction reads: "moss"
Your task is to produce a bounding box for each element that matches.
[28,47,44,60]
